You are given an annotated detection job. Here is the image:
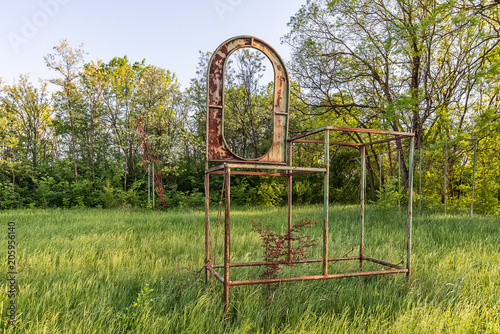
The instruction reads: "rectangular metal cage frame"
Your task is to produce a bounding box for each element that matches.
[204,126,415,312]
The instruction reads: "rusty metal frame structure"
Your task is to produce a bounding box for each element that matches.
[136,115,167,209]
[204,36,415,313]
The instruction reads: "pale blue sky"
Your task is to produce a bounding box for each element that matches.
[0,0,306,89]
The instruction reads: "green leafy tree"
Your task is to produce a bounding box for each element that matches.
[284,0,500,191]
[99,56,145,191]
[45,40,87,176]
[0,81,19,189]
[2,76,54,170]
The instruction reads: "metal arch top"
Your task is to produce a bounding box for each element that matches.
[206,36,290,164]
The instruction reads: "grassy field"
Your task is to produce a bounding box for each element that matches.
[0,206,499,333]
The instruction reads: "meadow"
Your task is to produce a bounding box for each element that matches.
[0,206,498,333]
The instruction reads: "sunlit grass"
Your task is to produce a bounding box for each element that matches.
[0,206,498,333]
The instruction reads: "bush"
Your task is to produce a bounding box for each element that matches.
[474,177,499,215]
[374,177,399,207]
[0,182,21,209]
[100,180,127,208]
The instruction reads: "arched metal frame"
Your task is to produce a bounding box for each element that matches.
[204,36,415,314]
[206,36,289,164]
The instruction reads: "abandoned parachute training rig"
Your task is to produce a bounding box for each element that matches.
[203,36,415,312]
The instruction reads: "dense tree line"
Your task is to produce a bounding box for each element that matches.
[1,0,499,213]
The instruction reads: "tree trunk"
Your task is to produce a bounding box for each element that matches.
[69,99,78,176]
[11,150,15,190]
[124,152,128,192]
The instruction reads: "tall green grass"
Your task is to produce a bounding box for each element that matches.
[0,206,498,333]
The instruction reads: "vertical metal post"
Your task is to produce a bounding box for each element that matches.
[379,153,382,189]
[288,142,293,264]
[398,150,401,212]
[406,137,415,278]
[323,130,330,275]
[419,147,422,214]
[360,146,366,270]
[204,171,210,283]
[148,165,151,208]
[444,142,447,215]
[152,163,155,210]
[223,165,231,313]
[471,139,477,219]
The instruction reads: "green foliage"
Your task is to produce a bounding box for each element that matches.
[119,284,155,331]
[474,177,499,215]
[0,31,499,213]
[99,180,126,209]
[253,178,286,207]
[0,182,21,209]
[34,177,61,208]
[223,49,274,159]
[373,177,399,208]
[166,188,205,209]
[293,180,315,205]
[231,177,286,207]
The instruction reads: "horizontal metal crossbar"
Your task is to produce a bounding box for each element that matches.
[290,126,414,142]
[207,159,287,165]
[292,139,362,147]
[228,269,408,286]
[206,164,327,174]
[207,256,407,286]
[212,256,360,268]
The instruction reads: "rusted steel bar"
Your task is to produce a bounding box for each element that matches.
[288,142,293,264]
[362,257,406,270]
[205,264,224,283]
[223,166,231,313]
[398,150,401,212]
[204,172,210,283]
[288,127,329,141]
[379,154,382,191]
[228,269,409,286]
[407,137,415,278]
[324,126,414,137]
[208,159,287,165]
[152,164,155,210]
[206,164,227,174]
[288,171,322,176]
[209,171,284,176]
[360,146,366,270]
[290,126,414,142]
[444,142,447,215]
[363,135,408,147]
[323,130,330,275]
[292,139,362,147]
[210,171,324,177]
[212,256,360,268]
[206,164,326,174]
[225,164,327,172]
